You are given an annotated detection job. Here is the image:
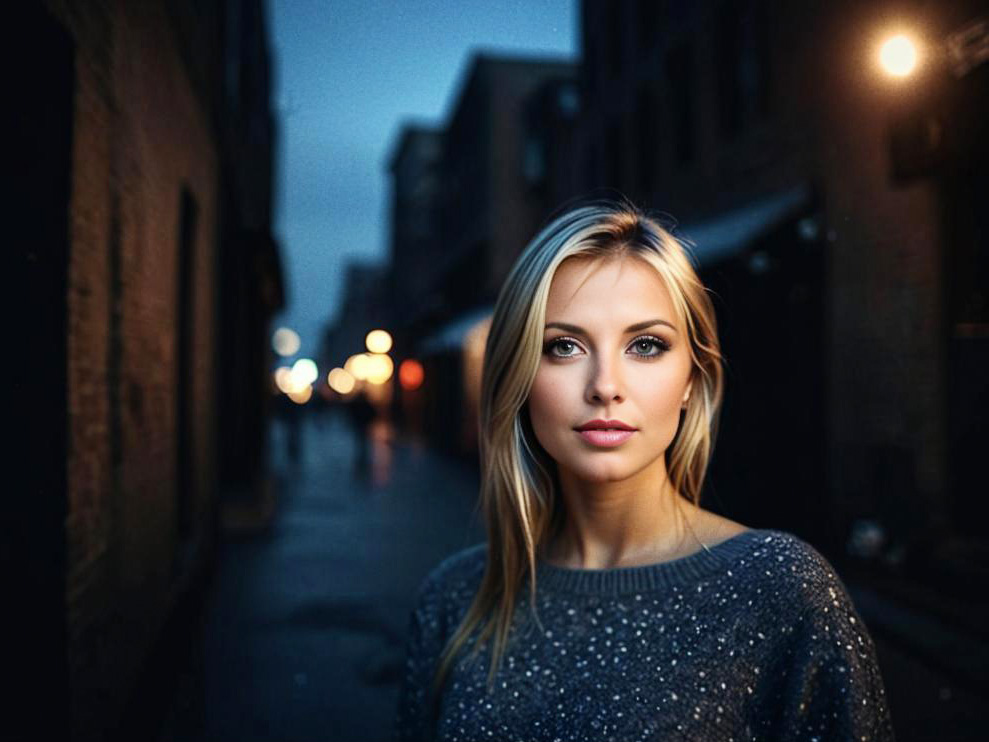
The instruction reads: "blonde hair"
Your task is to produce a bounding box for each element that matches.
[431,198,725,697]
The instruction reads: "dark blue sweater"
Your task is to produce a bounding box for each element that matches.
[394,529,895,741]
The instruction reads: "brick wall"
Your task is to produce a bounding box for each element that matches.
[47,1,219,738]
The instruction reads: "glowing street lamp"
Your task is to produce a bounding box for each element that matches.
[879,34,920,78]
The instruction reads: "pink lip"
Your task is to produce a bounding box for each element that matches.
[575,418,636,431]
[577,429,636,447]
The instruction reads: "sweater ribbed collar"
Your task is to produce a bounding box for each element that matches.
[533,528,769,595]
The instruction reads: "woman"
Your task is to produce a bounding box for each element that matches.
[393,200,894,741]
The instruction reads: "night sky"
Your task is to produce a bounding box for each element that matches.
[269,0,576,357]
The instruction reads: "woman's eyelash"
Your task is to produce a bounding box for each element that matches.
[543,335,670,357]
[543,337,579,356]
[630,335,671,355]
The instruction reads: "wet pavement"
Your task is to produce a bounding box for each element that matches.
[155,408,988,741]
[158,409,484,741]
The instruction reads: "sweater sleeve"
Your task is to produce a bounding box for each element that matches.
[772,572,895,741]
[392,572,447,742]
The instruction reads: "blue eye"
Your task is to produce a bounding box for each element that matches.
[629,335,670,357]
[543,335,671,359]
[545,337,580,357]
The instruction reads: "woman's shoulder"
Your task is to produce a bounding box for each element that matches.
[427,541,487,584]
[413,542,488,607]
[733,528,854,613]
[695,511,839,585]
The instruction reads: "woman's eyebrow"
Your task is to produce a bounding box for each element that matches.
[544,319,677,334]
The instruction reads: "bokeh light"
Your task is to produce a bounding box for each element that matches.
[287,385,313,404]
[365,353,394,384]
[879,34,919,77]
[345,353,372,380]
[365,329,393,354]
[272,327,301,357]
[291,358,318,386]
[328,367,356,394]
[398,359,424,391]
[274,366,295,394]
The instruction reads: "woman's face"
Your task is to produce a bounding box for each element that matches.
[526,255,694,484]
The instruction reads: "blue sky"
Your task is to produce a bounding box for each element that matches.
[268,0,576,356]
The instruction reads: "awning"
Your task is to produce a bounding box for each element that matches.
[676,183,812,267]
[417,304,495,356]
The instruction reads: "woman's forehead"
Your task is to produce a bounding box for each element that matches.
[546,255,676,319]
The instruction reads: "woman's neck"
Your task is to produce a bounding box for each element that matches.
[543,468,703,570]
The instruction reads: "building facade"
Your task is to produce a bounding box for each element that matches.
[9,2,282,739]
[579,0,988,572]
[386,53,579,455]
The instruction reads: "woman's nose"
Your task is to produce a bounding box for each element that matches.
[586,356,624,403]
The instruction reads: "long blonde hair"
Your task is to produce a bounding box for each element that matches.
[431,199,726,696]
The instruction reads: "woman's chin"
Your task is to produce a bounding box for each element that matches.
[565,461,638,484]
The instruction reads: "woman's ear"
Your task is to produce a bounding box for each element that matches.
[681,379,693,408]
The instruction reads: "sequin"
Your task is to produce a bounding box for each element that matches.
[393,529,895,741]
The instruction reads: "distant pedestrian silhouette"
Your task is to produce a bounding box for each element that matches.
[344,392,377,478]
[275,391,304,464]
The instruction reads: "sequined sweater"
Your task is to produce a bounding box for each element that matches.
[393,529,895,742]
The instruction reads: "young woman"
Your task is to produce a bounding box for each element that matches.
[393,201,894,741]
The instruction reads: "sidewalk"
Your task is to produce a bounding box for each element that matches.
[158,410,485,742]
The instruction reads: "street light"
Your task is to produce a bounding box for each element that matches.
[364,353,394,384]
[345,353,372,380]
[365,329,393,354]
[879,34,920,78]
[328,367,356,394]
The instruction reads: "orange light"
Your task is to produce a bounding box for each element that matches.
[878,34,920,77]
[327,367,356,394]
[365,353,394,384]
[287,385,313,404]
[274,366,294,393]
[399,359,425,391]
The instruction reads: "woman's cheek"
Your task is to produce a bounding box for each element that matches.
[528,377,567,450]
